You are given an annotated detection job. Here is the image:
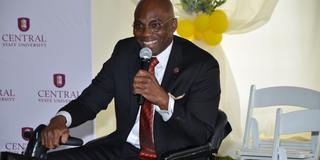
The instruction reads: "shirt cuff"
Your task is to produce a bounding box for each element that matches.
[155,94,175,121]
[56,111,72,127]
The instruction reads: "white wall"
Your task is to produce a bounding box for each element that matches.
[221,0,320,130]
[92,0,135,136]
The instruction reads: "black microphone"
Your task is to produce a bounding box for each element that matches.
[137,47,152,105]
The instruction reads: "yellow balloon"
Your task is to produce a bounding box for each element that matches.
[209,10,229,33]
[177,19,194,39]
[194,30,203,40]
[194,14,210,32]
[203,29,222,46]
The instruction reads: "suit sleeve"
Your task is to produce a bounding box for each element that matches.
[59,42,121,128]
[166,57,221,144]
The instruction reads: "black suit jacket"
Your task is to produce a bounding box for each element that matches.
[60,36,221,157]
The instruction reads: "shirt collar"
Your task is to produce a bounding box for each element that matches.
[153,41,173,69]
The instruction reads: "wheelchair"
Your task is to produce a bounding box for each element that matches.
[0,110,231,160]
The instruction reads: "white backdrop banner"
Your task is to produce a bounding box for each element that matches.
[0,0,93,154]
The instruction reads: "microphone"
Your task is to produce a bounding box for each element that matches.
[137,47,152,105]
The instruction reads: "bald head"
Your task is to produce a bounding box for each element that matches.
[134,0,175,19]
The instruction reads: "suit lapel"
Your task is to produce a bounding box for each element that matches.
[161,37,183,92]
[154,38,183,153]
[127,37,184,122]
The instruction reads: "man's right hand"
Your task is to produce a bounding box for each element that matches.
[41,115,70,149]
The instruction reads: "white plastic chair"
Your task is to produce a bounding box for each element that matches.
[272,108,320,160]
[237,85,320,160]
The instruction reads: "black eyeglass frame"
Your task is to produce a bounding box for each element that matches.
[132,17,176,33]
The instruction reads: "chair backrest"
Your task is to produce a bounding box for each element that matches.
[251,86,320,108]
[242,85,320,149]
[210,110,232,151]
[162,109,232,160]
[272,109,320,160]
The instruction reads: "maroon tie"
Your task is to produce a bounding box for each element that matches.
[139,57,159,160]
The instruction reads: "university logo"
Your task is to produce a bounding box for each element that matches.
[18,17,30,32]
[53,73,65,88]
[21,127,33,141]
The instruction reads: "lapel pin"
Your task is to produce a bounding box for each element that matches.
[173,67,180,74]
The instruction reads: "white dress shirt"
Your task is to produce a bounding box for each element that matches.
[126,41,175,148]
[56,41,175,149]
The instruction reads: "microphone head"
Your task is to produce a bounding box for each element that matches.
[139,47,152,59]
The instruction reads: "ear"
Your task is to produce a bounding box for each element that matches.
[170,18,178,33]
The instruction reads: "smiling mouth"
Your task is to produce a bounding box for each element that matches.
[143,40,157,46]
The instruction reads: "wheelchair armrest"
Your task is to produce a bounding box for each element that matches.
[24,124,83,159]
[0,124,83,160]
[162,143,215,160]
[161,110,232,160]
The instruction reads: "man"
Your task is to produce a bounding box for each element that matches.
[41,0,221,159]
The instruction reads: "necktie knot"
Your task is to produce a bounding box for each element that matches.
[148,57,159,74]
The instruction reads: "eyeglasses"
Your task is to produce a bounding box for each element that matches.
[133,17,175,33]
